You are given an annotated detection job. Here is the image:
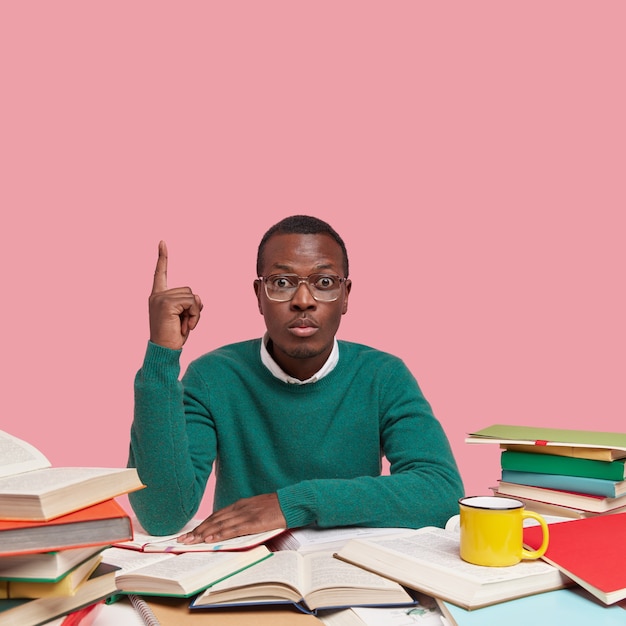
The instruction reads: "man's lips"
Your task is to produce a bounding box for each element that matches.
[288,318,319,337]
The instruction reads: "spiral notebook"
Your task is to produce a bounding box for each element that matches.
[128,595,160,626]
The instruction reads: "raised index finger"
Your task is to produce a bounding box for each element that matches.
[151,240,168,294]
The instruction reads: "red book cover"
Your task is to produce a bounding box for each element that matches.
[0,499,132,556]
[523,512,626,604]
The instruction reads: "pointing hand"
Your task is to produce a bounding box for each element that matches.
[148,241,203,350]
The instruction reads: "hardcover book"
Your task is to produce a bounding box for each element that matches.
[0,429,144,521]
[489,490,626,519]
[0,545,104,582]
[0,563,117,626]
[465,424,626,460]
[102,545,272,598]
[0,499,133,557]
[524,512,626,605]
[501,443,626,462]
[191,550,416,614]
[495,481,626,513]
[500,469,626,498]
[334,526,568,610]
[0,553,102,599]
[500,450,626,481]
[466,425,626,457]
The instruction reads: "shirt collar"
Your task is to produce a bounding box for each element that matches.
[260,334,339,384]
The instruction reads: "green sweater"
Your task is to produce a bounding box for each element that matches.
[128,339,464,535]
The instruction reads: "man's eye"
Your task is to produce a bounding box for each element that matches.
[314,276,336,289]
[272,277,295,289]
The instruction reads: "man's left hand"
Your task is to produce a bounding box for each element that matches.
[176,493,286,544]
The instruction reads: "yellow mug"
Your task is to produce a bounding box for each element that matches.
[459,496,549,567]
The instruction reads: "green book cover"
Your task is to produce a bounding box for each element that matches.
[500,450,626,481]
[467,425,626,451]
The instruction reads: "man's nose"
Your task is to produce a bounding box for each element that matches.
[290,281,317,309]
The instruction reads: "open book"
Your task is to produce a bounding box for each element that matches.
[102,545,271,597]
[0,430,144,521]
[268,526,414,554]
[116,517,285,553]
[190,550,416,615]
[316,591,447,626]
[335,525,569,610]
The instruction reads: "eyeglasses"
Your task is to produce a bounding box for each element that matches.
[258,273,347,302]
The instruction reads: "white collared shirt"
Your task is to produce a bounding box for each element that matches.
[260,333,339,384]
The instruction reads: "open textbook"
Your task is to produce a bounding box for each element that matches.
[117,518,409,554]
[102,545,271,597]
[115,517,285,553]
[0,429,143,521]
[190,550,416,614]
[268,526,415,553]
[335,523,569,610]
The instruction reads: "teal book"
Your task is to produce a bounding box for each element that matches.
[500,470,626,498]
[442,588,626,626]
[500,450,626,481]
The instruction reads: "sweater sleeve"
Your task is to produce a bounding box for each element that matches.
[276,360,464,530]
[127,342,216,535]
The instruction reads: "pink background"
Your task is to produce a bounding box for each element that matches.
[2,3,624,519]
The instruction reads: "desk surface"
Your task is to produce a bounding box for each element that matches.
[46,597,324,625]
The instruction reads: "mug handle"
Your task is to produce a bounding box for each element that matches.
[521,510,550,560]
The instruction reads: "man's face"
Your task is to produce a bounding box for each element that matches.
[254,232,351,380]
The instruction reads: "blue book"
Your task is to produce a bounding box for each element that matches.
[442,588,626,626]
[501,470,626,498]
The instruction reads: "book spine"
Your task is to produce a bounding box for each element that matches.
[501,451,626,481]
[500,470,620,498]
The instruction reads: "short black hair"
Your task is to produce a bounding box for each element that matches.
[256,215,349,277]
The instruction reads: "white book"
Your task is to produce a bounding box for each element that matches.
[0,430,143,521]
[191,550,416,614]
[335,526,568,610]
[102,545,272,597]
[115,517,284,553]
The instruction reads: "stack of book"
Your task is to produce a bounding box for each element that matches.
[0,429,144,625]
[465,424,626,519]
[331,427,626,624]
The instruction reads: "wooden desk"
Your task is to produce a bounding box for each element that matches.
[46,597,323,625]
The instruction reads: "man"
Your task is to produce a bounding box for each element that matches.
[128,215,463,541]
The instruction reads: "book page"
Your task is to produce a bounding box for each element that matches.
[280,527,413,550]
[305,552,402,594]
[117,518,205,550]
[362,529,557,584]
[121,517,285,552]
[0,467,126,494]
[205,550,304,594]
[0,430,51,478]
[114,550,256,586]
[352,601,447,626]
[102,547,174,575]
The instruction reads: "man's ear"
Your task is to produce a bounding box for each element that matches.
[253,279,264,314]
[341,279,352,315]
